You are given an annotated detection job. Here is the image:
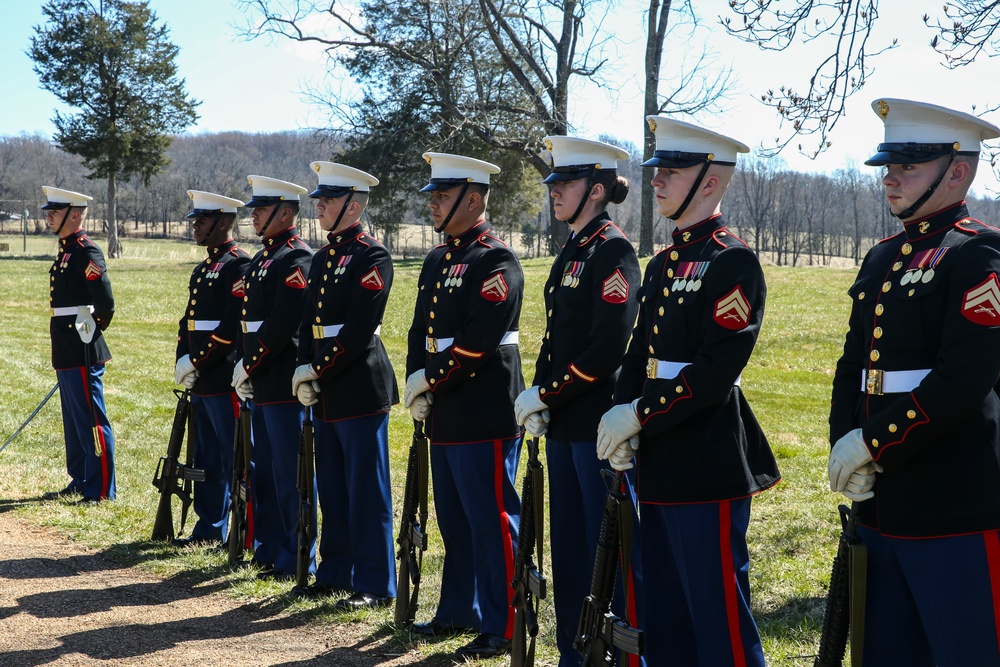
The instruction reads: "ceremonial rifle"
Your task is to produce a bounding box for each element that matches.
[227,399,253,565]
[511,436,547,667]
[151,389,206,541]
[575,469,643,666]
[815,502,866,667]
[293,405,315,592]
[394,419,429,626]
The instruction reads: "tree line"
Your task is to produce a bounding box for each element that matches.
[5,129,1000,264]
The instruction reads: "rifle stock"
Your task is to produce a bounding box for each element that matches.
[227,400,253,565]
[394,419,429,626]
[151,389,206,541]
[815,502,863,667]
[511,437,547,667]
[575,469,643,666]
[293,406,315,591]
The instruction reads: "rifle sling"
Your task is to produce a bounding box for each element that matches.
[179,399,196,536]
[850,537,867,666]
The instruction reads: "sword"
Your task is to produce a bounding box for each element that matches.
[0,384,59,456]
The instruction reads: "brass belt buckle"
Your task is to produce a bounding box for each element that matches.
[427,337,438,354]
[313,324,325,339]
[646,358,658,380]
[188,320,196,332]
[240,321,249,334]
[866,369,884,396]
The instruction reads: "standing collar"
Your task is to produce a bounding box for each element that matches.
[568,212,613,248]
[327,222,364,247]
[263,226,298,248]
[902,202,970,241]
[59,230,86,247]
[445,220,489,249]
[207,239,236,258]
[671,214,724,247]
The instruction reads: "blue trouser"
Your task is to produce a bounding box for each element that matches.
[642,498,765,667]
[430,436,521,638]
[313,412,396,597]
[546,438,644,667]
[189,393,238,541]
[858,525,1000,666]
[250,401,315,575]
[56,365,115,500]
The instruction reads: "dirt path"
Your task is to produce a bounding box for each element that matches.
[0,513,448,667]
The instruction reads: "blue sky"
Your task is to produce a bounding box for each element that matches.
[3,0,1000,193]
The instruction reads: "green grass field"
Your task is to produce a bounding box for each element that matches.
[0,234,857,665]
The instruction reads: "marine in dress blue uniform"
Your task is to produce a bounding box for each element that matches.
[231,175,315,580]
[290,161,398,609]
[42,186,116,503]
[403,153,523,659]
[596,118,780,667]
[173,190,250,546]
[828,99,1000,665]
[512,136,643,667]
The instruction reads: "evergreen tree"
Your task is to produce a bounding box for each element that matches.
[29,0,199,257]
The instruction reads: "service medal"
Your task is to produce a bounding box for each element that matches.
[562,274,573,287]
[900,271,912,286]
[677,279,687,291]
[692,279,702,292]
[685,280,696,292]
[456,277,463,287]
[911,269,923,284]
[922,268,934,283]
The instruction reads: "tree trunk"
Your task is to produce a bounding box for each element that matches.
[107,174,122,258]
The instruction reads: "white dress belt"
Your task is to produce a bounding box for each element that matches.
[312,324,382,339]
[241,320,263,333]
[187,319,220,331]
[51,305,93,317]
[646,358,741,385]
[426,330,519,353]
[861,369,931,395]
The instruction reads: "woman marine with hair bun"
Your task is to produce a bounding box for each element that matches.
[513,136,644,667]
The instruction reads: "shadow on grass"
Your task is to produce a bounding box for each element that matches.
[0,497,49,514]
[270,623,466,667]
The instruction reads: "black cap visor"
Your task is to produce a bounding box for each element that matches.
[865,142,976,166]
[542,164,606,184]
[420,178,484,193]
[641,150,733,169]
[309,185,355,199]
[243,195,285,208]
[186,208,225,219]
[40,201,74,210]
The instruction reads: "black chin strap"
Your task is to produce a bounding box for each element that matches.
[53,207,72,235]
[333,192,355,231]
[199,213,221,245]
[895,154,956,220]
[257,204,282,238]
[669,161,713,221]
[436,183,471,234]
[564,168,598,227]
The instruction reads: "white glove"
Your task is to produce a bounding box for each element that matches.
[828,428,874,493]
[297,379,320,406]
[292,364,319,396]
[609,434,640,471]
[596,400,642,460]
[842,462,882,502]
[408,392,433,421]
[403,370,431,407]
[75,306,97,344]
[524,409,550,438]
[232,360,253,401]
[174,355,198,388]
[514,387,548,425]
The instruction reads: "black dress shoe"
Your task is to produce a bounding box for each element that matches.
[292,581,340,598]
[455,633,511,659]
[410,618,476,637]
[171,535,219,548]
[42,486,79,500]
[255,568,295,582]
[334,591,393,611]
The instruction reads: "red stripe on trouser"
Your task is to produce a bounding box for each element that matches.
[230,392,240,419]
[494,439,517,639]
[79,366,110,499]
[984,530,1000,658]
[719,501,746,667]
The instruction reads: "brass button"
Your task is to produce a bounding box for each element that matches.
[644,407,650,415]
[901,243,912,255]
[670,251,679,260]
[552,381,559,388]
[675,386,683,393]
[871,439,879,448]
[892,262,902,271]
[873,327,883,339]
[548,286,554,293]
[648,345,655,354]
[882,281,891,293]
[875,304,884,316]
[908,289,915,297]
[907,410,916,419]
[653,325,659,334]
[870,349,880,362]
[663,288,669,297]
[446,253,452,260]
[660,397,666,404]
[659,307,665,316]
[667,269,674,278]
[677,297,684,304]
[888,424,897,433]
[858,292,865,301]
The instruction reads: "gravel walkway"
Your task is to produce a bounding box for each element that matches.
[0,512,447,666]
